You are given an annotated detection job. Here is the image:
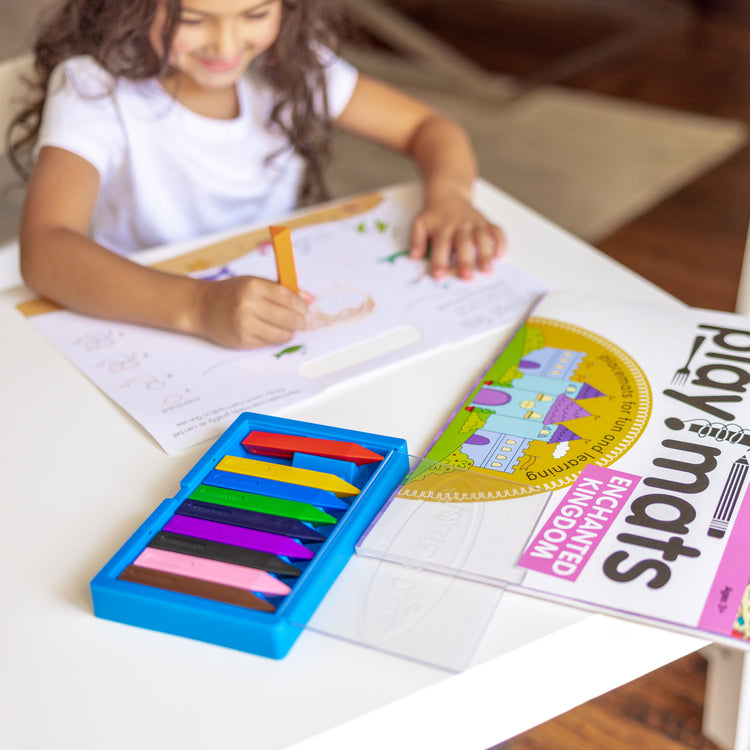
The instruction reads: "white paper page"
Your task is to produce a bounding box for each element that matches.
[20,189,547,454]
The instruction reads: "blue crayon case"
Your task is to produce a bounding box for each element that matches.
[90,412,409,659]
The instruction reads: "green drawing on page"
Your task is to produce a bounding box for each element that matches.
[274,344,306,359]
[379,249,410,265]
[356,219,389,234]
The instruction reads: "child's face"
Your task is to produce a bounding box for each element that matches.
[150,0,283,92]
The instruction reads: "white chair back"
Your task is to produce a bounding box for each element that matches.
[0,53,34,153]
[0,53,33,290]
[736,224,750,316]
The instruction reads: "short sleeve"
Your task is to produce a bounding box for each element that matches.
[319,49,359,119]
[36,56,126,178]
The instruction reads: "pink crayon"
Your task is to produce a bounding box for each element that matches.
[133,548,291,596]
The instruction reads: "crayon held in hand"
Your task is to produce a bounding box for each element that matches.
[270,225,299,293]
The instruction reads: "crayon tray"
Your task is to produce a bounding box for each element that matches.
[90,412,409,659]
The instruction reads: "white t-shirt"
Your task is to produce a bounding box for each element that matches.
[37,54,358,254]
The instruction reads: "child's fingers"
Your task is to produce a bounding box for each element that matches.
[255,305,304,340]
[428,230,453,279]
[412,211,507,280]
[446,223,504,280]
[476,224,506,272]
[488,224,507,258]
[197,276,308,349]
[281,287,311,321]
[454,229,479,280]
[249,286,308,340]
[249,318,299,347]
[409,217,429,260]
[226,319,293,349]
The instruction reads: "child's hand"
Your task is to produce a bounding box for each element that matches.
[193,276,309,349]
[409,191,505,280]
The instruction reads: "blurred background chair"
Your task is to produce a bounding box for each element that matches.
[735,223,750,315]
[0,54,32,289]
[0,52,32,290]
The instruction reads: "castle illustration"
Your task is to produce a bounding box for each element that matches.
[461,346,606,474]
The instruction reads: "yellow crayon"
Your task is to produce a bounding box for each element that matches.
[269,225,299,293]
[216,455,360,497]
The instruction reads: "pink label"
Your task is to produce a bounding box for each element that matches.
[519,464,640,581]
[698,482,750,636]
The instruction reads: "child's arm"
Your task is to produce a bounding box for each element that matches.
[20,147,308,348]
[334,74,505,279]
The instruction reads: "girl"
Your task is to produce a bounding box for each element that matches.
[9,0,505,349]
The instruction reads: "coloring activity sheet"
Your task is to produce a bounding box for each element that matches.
[19,186,547,454]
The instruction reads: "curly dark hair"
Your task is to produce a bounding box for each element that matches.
[7,0,343,203]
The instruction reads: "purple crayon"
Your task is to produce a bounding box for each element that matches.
[164,515,314,560]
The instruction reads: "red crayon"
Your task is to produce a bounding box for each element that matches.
[242,431,384,466]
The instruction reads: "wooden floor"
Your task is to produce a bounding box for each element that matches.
[567,0,750,314]
[380,0,750,313]
[374,1,750,748]
[502,651,718,750]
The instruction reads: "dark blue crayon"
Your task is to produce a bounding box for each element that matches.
[148,530,303,578]
[292,452,359,485]
[176,499,325,542]
[202,468,349,511]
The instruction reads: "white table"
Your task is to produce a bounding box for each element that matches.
[0,180,712,750]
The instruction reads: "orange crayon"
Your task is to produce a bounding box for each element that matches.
[269,225,299,293]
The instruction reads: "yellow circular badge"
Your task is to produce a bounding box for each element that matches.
[412,317,652,500]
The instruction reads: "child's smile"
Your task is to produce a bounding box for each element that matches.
[194,51,247,75]
[150,0,282,115]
